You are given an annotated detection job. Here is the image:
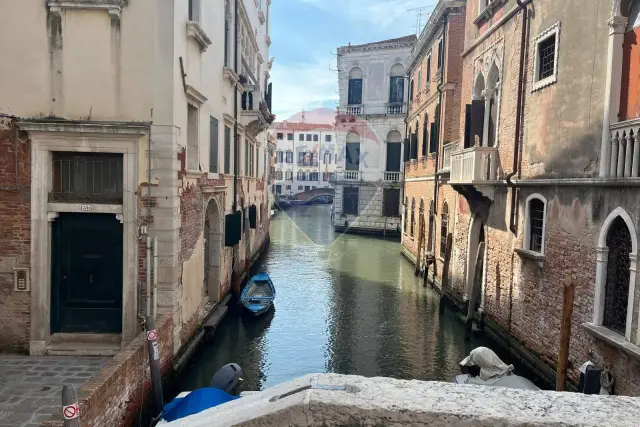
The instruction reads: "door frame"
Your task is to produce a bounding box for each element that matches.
[465,215,488,312]
[21,121,145,355]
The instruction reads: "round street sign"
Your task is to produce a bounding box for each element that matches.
[147,330,157,341]
[63,402,79,420]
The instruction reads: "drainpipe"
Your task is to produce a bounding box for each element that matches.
[153,236,158,318]
[232,0,239,295]
[507,0,532,337]
[434,13,448,226]
[506,0,532,235]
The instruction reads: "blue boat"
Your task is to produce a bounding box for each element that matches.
[240,273,276,316]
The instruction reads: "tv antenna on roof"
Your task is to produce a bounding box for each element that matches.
[408,6,430,36]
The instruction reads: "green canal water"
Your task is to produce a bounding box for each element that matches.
[178,204,522,392]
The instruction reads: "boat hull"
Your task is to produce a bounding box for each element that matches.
[240,273,275,317]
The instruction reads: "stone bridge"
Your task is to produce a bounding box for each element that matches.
[164,373,640,426]
[292,187,334,202]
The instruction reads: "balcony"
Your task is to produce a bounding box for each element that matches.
[345,105,362,116]
[386,103,407,115]
[607,119,640,178]
[383,171,403,182]
[450,146,499,201]
[241,84,274,137]
[440,142,455,173]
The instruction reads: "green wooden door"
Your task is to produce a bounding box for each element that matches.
[51,213,123,334]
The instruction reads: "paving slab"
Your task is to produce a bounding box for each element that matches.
[0,355,109,427]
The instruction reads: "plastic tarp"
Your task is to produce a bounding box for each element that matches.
[162,388,239,422]
[459,347,515,381]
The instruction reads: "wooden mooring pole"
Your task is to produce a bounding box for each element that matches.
[556,276,575,392]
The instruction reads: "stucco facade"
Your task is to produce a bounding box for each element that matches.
[333,36,415,235]
[0,0,273,355]
[272,122,336,197]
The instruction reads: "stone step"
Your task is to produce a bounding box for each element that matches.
[46,341,121,357]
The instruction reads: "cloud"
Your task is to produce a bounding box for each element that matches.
[270,53,339,120]
[298,0,428,29]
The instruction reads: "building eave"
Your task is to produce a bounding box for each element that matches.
[407,0,465,73]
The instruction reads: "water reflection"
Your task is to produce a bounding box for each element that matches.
[179,205,504,393]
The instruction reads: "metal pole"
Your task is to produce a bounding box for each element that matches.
[153,236,158,318]
[61,385,80,427]
[146,316,164,422]
[146,236,152,317]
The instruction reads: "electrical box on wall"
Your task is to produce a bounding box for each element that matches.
[13,268,29,292]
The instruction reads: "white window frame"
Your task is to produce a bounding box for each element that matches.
[523,193,548,255]
[592,208,639,343]
[532,22,561,92]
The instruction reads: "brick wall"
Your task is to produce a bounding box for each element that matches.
[43,314,174,427]
[0,117,31,352]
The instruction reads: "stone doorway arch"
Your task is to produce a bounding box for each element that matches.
[204,198,223,303]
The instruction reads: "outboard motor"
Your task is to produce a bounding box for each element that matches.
[210,363,243,395]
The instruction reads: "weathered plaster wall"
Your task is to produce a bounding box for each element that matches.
[521,0,610,179]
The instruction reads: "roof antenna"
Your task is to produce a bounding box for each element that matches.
[408,6,430,36]
[301,108,306,123]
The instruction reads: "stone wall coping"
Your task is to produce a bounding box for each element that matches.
[167,373,640,426]
[583,322,640,360]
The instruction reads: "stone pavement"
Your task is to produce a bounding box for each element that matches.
[0,355,109,427]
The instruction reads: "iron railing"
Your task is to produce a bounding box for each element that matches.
[50,153,123,203]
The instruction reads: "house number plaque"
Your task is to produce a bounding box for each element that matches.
[78,204,95,212]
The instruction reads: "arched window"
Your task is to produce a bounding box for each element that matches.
[428,199,435,252]
[389,63,405,104]
[297,171,304,181]
[440,202,449,258]
[524,194,547,254]
[386,130,402,172]
[594,208,639,341]
[346,131,360,171]
[410,198,416,238]
[324,150,331,164]
[604,217,633,335]
[422,113,429,157]
[348,67,363,105]
[404,197,409,233]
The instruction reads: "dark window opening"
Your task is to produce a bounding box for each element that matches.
[604,217,632,336]
[348,79,363,105]
[440,202,449,257]
[287,134,294,141]
[345,143,360,171]
[403,198,409,233]
[383,189,400,217]
[277,133,284,140]
[224,126,231,174]
[538,35,556,80]
[410,199,416,237]
[209,117,219,173]
[528,199,545,253]
[51,152,123,204]
[343,187,359,215]
[389,76,405,104]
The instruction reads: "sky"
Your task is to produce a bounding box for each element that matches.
[269,0,434,121]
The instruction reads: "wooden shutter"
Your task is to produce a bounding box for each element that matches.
[464,104,472,148]
[403,137,410,162]
[471,100,485,147]
[249,205,257,229]
[224,212,242,246]
[410,133,418,160]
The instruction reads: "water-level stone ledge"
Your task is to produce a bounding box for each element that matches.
[165,373,639,426]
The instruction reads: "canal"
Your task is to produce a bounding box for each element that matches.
[180,205,511,392]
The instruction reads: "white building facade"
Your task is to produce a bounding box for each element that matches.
[0,0,274,355]
[272,123,337,197]
[333,36,415,236]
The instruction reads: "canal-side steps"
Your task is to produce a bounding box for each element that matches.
[162,373,640,426]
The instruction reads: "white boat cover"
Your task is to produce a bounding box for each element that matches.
[459,347,515,381]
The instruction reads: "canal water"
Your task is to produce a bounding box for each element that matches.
[179,205,510,393]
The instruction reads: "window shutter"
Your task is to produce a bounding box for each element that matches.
[471,100,485,147]
[464,104,472,148]
[410,133,418,160]
[403,137,410,162]
[249,205,257,229]
[430,123,437,154]
[224,212,242,246]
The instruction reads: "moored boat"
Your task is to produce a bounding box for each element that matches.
[240,273,276,316]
